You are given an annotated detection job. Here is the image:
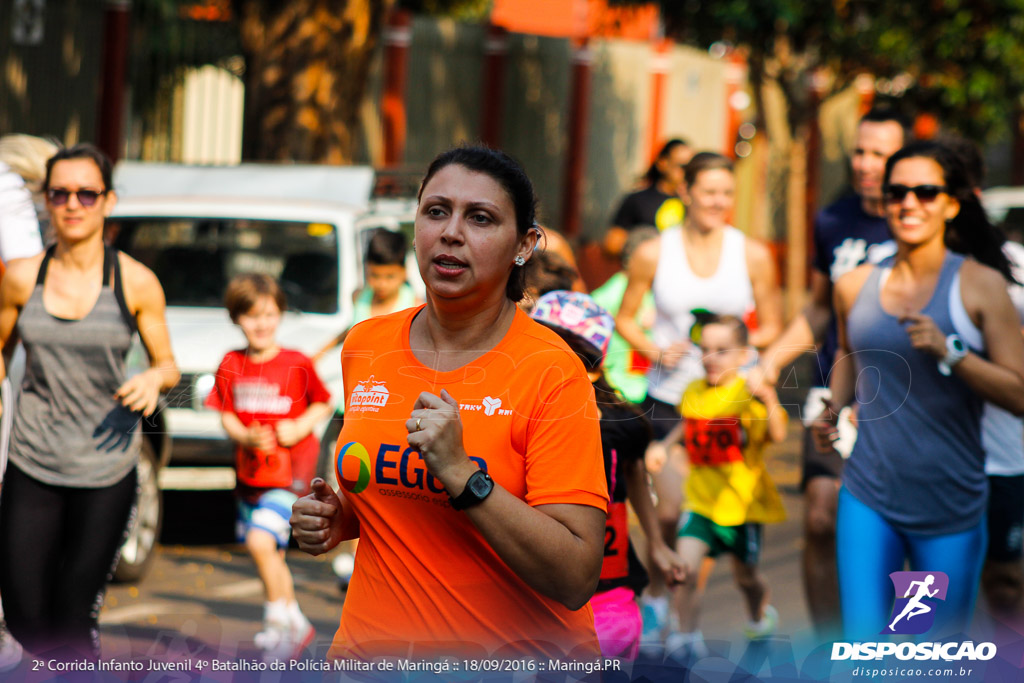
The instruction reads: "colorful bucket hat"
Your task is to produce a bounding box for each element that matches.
[529,290,614,359]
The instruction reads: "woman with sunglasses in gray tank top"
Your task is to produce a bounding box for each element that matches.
[814,141,1024,640]
[0,143,179,661]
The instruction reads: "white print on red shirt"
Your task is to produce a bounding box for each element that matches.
[233,381,293,415]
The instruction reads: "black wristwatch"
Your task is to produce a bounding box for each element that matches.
[449,470,494,511]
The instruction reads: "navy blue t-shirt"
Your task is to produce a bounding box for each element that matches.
[812,194,894,386]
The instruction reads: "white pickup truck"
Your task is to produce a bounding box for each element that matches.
[106,162,419,580]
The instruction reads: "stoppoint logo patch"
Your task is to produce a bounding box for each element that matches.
[337,441,371,494]
[885,571,949,635]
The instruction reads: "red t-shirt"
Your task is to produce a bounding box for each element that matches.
[206,348,331,496]
[330,305,608,661]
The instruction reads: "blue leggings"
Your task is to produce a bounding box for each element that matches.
[836,487,986,640]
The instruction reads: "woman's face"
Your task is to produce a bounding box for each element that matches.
[884,157,959,247]
[415,164,534,304]
[682,167,734,231]
[45,159,115,244]
[656,144,692,194]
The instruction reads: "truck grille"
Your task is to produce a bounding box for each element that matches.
[165,373,201,409]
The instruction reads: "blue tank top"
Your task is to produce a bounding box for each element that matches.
[842,252,986,535]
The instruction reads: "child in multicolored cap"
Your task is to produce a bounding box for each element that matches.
[654,314,787,659]
[529,290,686,659]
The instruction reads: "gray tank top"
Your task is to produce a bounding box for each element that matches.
[9,246,140,487]
[842,251,986,535]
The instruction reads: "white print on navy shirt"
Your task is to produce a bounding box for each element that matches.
[350,376,390,411]
[460,396,513,416]
[830,238,898,281]
[234,382,293,414]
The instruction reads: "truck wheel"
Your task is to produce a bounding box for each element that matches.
[114,438,163,583]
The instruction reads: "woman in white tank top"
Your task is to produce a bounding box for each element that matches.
[617,152,782,421]
[614,152,783,632]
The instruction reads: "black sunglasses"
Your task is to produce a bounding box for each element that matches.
[47,188,107,207]
[883,184,947,203]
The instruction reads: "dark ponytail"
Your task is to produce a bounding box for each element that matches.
[644,138,689,185]
[883,141,1017,285]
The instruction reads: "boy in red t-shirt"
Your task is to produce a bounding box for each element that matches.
[206,274,332,662]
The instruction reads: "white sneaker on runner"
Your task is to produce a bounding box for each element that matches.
[0,622,22,672]
[291,622,315,659]
[744,604,779,640]
[255,619,292,663]
[665,630,708,660]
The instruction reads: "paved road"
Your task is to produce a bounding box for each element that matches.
[8,421,1021,681]
[91,423,813,665]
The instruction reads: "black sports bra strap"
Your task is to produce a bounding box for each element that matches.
[35,245,57,286]
[107,246,138,334]
[102,245,112,288]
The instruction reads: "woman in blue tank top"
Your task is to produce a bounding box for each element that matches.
[816,141,1024,640]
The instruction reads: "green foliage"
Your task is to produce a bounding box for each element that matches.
[398,0,492,20]
[616,0,1024,140]
[856,0,1024,141]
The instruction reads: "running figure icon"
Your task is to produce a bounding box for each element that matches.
[889,574,939,631]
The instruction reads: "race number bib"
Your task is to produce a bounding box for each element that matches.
[684,417,744,466]
[600,502,630,580]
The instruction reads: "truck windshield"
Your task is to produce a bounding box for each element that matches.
[106,217,339,313]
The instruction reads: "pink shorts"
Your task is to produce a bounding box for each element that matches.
[591,586,641,660]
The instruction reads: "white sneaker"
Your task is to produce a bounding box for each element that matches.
[744,604,779,640]
[638,596,669,655]
[255,619,291,663]
[665,630,708,660]
[290,621,315,659]
[0,622,22,672]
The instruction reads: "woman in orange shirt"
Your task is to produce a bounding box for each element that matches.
[291,147,609,661]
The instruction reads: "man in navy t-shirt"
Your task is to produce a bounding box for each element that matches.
[759,108,908,637]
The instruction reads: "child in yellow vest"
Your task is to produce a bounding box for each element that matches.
[658,315,788,658]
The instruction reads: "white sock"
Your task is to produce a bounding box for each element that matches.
[287,601,310,630]
[264,600,289,626]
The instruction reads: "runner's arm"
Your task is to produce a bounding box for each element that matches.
[745,239,784,349]
[615,238,661,361]
[952,262,1024,415]
[760,270,832,383]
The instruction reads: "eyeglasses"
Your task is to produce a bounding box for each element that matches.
[883,184,947,203]
[47,188,107,207]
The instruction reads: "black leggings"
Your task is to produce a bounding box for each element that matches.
[0,463,137,660]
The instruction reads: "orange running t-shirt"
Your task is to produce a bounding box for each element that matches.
[330,305,608,661]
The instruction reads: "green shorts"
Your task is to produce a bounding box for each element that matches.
[678,511,762,565]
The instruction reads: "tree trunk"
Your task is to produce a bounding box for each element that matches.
[785,125,808,318]
[237,0,395,163]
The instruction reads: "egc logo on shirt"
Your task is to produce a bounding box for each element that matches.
[337,440,488,498]
[337,442,372,494]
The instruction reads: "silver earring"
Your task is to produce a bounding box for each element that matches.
[514,255,526,266]
[411,242,416,252]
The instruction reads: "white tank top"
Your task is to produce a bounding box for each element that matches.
[646,226,754,405]
[982,242,1024,476]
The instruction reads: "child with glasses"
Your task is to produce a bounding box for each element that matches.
[655,315,788,658]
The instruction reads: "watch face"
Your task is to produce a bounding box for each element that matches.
[470,474,492,496]
[951,338,965,353]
